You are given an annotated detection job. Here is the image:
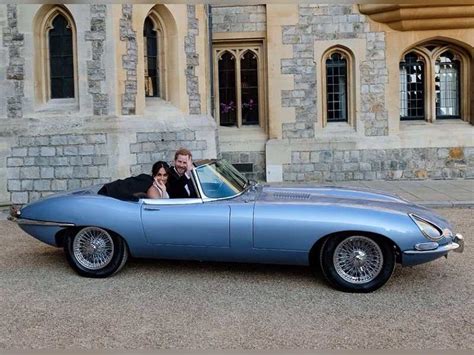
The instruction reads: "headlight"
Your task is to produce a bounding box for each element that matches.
[409,214,443,241]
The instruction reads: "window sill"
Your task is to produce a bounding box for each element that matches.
[317,121,358,136]
[218,125,267,152]
[35,98,79,116]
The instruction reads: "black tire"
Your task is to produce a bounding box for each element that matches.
[64,226,128,278]
[319,234,395,293]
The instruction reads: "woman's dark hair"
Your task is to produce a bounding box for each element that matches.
[151,161,170,177]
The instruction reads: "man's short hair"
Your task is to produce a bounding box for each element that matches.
[174,148,192,161]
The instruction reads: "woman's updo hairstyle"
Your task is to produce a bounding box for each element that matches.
[151,161,170,177]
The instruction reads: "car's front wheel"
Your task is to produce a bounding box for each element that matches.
[64,226,128,278]
[319,234,395,293]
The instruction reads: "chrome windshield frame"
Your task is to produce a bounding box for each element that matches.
[191,160,249,202]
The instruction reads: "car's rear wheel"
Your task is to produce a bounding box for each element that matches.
[319,234,395,293]
[64,226,128,278]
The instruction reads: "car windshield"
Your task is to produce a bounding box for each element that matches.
[195,160,249,199]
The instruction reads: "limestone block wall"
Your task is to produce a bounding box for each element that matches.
[1,4,24,119]
[220,151,265,181]
[211,5,266,33]
[284,147,474,182]
[130,130,208,176]
[7,134,110,203]
[120,4,137,115]
[185,5,201,115]
[281,4,388,139]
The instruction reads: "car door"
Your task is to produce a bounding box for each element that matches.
[141,198,230,247]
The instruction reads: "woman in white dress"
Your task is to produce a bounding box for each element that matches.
[147,161,170,199]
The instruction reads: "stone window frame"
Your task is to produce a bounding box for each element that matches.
[320,46,356,128]
[399,42,471,123]
[34,5,79,106]
[213,41,267,131]
[143,10,167,101]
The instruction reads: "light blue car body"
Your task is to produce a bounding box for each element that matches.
[16,180,460,268]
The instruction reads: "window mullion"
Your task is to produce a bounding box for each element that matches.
[236,50,242,128]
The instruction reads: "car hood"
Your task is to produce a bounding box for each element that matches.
[255,184,451,228]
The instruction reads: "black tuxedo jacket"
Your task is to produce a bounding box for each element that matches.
[166,167,198,199]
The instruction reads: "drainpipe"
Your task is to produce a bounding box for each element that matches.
[207,4,214,118]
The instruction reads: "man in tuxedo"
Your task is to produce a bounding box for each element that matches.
[167,148,198,198]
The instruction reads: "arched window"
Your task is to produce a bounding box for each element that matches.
[144,17,160,98]
[321,47,354,126]
[435,51,460,119]
[240,51,259,125]
[34,5,78,104]
[326,52,348,122]
[218,51,237,126]
[399,42,469,122]
[400,52,425,120]
[214,43,265,129]
[48,14,74,99]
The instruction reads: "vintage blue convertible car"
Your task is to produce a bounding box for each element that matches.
[9,159,464,292]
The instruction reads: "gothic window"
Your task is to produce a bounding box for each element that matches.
[218,51,237,126]
[435,51,460,119]
[144,16,160,98]
[321,47,354,126]
[214,43,265,129]
[399,43,469,122]
[35,5,77,104]
[400,52,425,120]
[48,14,74,99]
[326,52,348,122]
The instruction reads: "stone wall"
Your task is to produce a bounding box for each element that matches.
[7,134,111,204]
[221,151,266,181]
[2,4,24,119]
[86,4,109,116]
[130,130,208,175]
[281,4,388,139]
[120,4,137,115]
[284,147,474,182]
[211,5,266,33]
[185,5,201,115]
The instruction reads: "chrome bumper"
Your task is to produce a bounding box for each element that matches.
[404,233,464,255]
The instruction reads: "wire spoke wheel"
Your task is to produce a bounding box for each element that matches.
[72,227,114,270]
[333,236,384,284]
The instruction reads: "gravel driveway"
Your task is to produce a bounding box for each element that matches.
[0,208,472,350]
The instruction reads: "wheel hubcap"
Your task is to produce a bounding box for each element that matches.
[73,227,114,270]
[333,236,384,284]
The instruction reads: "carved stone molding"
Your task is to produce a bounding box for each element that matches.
[358,4,474,31]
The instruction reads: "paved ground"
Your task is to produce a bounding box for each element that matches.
[0,208,472,350]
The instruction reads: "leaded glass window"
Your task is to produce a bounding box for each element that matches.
[218,51,237,126]
[326,53,348,122]
[435,51,460,118]
[144,17,159,97]
[240,51,259,125]
[49,14,74,99]
[400,52,425,120]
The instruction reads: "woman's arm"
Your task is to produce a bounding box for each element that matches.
[146,185,162,199]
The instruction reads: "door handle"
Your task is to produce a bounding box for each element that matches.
[144,207,161,211]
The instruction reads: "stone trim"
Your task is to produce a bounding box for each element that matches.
[2,4,24,118]
[120,4,137,115]
[7,134,110,204]
[85,5,108,116]
[284,146,473,182]
[185,5,201,115]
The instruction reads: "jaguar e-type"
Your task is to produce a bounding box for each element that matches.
[9,159,464,292]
